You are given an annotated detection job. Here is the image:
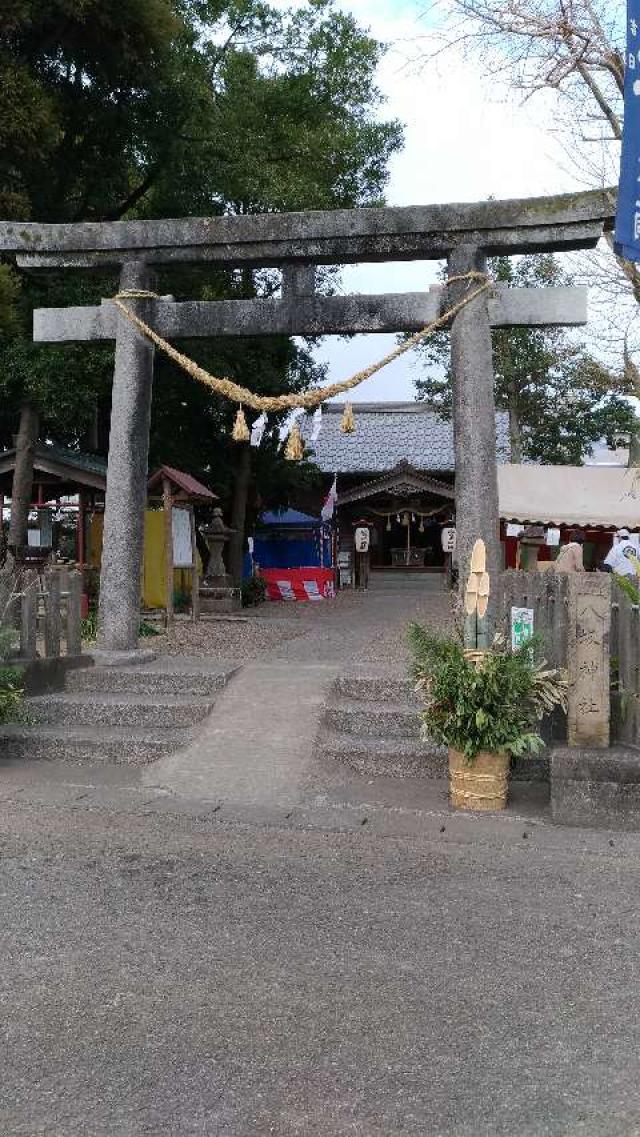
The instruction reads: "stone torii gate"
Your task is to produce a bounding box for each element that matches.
[0,189,612,656]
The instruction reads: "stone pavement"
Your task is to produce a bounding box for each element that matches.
[143,661,339,807]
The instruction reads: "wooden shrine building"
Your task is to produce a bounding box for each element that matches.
[302,403,511,573]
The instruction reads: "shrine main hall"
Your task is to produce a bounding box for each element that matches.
[301,402,511,573]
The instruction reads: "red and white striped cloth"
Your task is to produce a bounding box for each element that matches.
[261,568,335,602]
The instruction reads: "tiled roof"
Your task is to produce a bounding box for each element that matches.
[38,443,108,477]
[300,402,511,474]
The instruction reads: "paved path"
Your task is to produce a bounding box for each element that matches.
[144,661,338,807]
[2,800,640,1137]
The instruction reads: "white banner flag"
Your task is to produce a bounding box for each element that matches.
[321,475,338,522]
[250,412,267,447]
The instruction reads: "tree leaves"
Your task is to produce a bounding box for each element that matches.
[414,254,635,465]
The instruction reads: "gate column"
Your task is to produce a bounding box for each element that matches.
[448,244,501,626]
[97,261,156,655]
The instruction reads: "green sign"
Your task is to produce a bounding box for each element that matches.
[511,606,534,652]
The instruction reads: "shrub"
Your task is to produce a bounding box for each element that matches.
[139,619,160,638]
[0,665,23,724]
[242,575,267,607]
[409,625,567,762]
[82,610,161,641]
[81,609,99,642]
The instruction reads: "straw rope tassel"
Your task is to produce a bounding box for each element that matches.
[340,402,355,434]
[232,406,250,442]
[284,422,304,461]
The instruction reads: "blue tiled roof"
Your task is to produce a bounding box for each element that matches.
[300,402,510,474]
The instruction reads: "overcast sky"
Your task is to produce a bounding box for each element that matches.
[314,0,579,402]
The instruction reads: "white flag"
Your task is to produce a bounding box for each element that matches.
[250,412,267,448]
[310,406,323,443]
[321,475,338,521]
[279,407,303,442]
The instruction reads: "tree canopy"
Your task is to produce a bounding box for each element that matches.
[0,0,403,509]
[414,255,636,466]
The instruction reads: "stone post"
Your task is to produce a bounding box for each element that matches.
[448,245,501,629]
[567,574,611,748]
[97,261,155,656]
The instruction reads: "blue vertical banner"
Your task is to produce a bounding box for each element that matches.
[616,1,640,261]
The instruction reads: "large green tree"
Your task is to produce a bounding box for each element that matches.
[414,255,636,465]
[0,0,402,562]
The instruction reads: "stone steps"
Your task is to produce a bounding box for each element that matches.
[0,723,187,765]
[318,731,447,778]
[324,699,422,739]
[317,669,548,782]
[334,673,418,704]
[26,692,215,729]
[317,669,444,779]
[65,663,229,697]
[0,658,237,765]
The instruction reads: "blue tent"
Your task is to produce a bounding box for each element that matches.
[259,509,319,527]
[254,509,331,569]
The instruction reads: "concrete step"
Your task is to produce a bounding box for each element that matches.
[27,693,214,729]
[323,698,422,739]
[334,673,418,704]
[318,731,447,778]
[64,664,230,697]
[0,723,189,765]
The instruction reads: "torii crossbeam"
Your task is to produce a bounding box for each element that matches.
[0,189,614,655]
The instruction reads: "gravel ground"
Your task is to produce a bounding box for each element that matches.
[150,586,454,666]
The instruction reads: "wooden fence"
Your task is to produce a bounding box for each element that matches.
[2,567,83,661]
[611,587,640,746]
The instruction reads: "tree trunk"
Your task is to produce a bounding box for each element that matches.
[628,420,640,468]
[508,404,524,463]
[228,442,252,588]
[8,402,39,549]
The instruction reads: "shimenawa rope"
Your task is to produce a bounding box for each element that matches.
[112,270,490,415]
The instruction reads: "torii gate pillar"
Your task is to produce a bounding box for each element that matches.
[448,245,501,622]
[97,261,155,655]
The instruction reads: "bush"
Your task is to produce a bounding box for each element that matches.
[139,619,160,638]
[0,665,24,724]
[0,624,16,661]
[82,610,161,641]
[81,609,99,642]
[409,625,567,762]
[242,575,267,607]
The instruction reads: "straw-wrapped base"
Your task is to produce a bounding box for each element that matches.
[448,748,509,812]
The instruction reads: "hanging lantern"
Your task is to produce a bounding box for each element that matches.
[340,402,356,434]
[419,517,425,533]
[411,513,416,523]
[396,513,401,523]
[284,421,304,461]
[386,517,391,532]
[402,512,410,527]
[231,405,250,442]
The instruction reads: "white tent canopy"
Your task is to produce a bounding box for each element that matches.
[498,465,640,529]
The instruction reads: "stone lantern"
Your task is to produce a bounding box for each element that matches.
[518,524,546,572]
[199,508,240,613]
